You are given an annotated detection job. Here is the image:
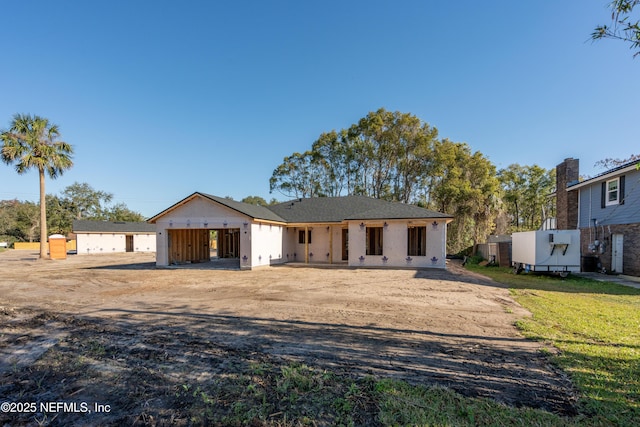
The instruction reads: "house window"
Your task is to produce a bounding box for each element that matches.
[366,227,383,255]
[606,178,619,206]
[408,226,426,256]
[298,229,311,244]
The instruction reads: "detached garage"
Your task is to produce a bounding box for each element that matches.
[73,220,156,254]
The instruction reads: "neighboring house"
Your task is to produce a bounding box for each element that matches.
[556,158,640,276]
[148,192,454,270]
[73,220,156,255]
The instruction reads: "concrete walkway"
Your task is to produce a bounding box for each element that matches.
[575,272,640,290]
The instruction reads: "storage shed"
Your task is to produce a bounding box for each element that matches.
[73,220,156,254]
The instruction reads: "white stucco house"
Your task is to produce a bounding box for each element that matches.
[148,192,454,269]
[73,220,156,254]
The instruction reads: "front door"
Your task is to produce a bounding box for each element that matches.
[612,234,624,273]
[341,229,349,261]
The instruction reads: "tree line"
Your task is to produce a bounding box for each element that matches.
[1,110,558,256]
[0,182,144,245]
[270,108,556,254]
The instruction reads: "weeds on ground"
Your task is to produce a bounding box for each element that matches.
[171,361,581,427]
[172,361,378,425]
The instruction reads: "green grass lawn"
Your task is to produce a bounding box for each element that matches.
[466,264,640,426]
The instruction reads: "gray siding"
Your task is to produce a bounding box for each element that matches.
[578,169,640,227]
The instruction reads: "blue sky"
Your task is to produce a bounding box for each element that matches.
[1,1,638,218]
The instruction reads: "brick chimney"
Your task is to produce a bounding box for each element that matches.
[556,158,579,229]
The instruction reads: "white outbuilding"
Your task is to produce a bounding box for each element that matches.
[73,220,156,255]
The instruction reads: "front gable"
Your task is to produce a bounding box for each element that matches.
[152,194,252,226]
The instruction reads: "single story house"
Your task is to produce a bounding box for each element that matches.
[556,158,640,276]
[148,192,454,269]
[72,220,157,255]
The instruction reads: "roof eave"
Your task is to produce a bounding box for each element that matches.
[199,193,286,222]
[148,192,287,224]
[568,163,638,191]
[346,215,454,222]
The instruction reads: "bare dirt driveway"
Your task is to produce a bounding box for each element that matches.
[0,251,575,425]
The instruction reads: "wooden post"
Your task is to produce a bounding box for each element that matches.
[329,226,333,264]
[305,225,309,264]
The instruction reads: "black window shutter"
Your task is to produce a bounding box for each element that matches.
[620,175,625,205]
[601,182,606,208]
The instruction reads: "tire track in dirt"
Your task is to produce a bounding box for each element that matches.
[0,251,578,423]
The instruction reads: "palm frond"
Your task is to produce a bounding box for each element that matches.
[1,113,74,177]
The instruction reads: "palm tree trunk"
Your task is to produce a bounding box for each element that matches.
[39,168,48,259]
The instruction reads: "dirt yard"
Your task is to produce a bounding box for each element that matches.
[0,251,576,425]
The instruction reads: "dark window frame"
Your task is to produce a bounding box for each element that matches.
[366,226,383,255]
[407,226,427,256]
[298,229,311,244]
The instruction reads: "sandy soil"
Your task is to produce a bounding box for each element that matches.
[0,251,576,425]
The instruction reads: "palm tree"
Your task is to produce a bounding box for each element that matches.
[1,114,74,259]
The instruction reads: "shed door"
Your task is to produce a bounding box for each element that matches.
[612,234,623,273]
[126,235,134,252]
